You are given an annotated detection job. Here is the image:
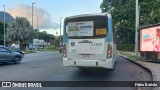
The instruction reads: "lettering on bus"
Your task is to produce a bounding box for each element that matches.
[76,22,84,25]
[71,42,75,47]
[89,42,102,46]
[68,26,79,32]
[80,26,93,30]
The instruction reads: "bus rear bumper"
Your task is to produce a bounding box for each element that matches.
[63,57,114,69]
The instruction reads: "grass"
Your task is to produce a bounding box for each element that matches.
[23,50,36,54]
[36,46,58,51]
[23,46,58,54]
[120,51,141,61]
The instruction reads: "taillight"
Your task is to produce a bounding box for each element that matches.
[63,44,67,57]
[107,43,112,58]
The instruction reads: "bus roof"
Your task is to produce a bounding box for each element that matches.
[65,13,111,20]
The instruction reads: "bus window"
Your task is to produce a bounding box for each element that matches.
[65,16,108,39]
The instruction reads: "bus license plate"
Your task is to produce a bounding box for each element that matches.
[81,54,91,57]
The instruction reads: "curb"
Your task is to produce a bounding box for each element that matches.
[118,54,156,80]
[24,52,36,54]
[118,54,158,90]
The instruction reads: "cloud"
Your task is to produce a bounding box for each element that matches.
[8,3,59,29]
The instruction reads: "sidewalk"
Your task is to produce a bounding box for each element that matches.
[118,51,160,90]
[118,52,160,90]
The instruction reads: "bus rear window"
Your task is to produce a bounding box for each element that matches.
[65,16,108,39]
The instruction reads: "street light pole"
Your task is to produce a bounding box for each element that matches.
[135,0,139,56]
[2,5,5,46]
[31,3,36,50]
[36,15,38,29]
[32,3,36,29]
[36,15,38,39]
[59,17,63,48]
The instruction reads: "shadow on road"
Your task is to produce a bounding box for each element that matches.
[72,67,114,81]
[0,62,19,66]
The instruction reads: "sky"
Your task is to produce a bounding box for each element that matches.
[0,0,102,36]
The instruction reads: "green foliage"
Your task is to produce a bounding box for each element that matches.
[0,22,8,45]
[38,31,55,43]
[0,22,8,40]
[54,36,60,47]
[100,0,160,44]
[101,0,135,44]
[139,0,160,26]
[120,51,141,61]
[6,17,35,50]
[23,50,36,54]
[36,45,57,51]
[6,17,55,49]
[117,44,134,51]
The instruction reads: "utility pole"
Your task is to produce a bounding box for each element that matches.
[31,3,36,50]
[36,15,38,39]
[135,0,139,56]
[2,5,5,46]
[32,3,36,29]
[59,17,63,48]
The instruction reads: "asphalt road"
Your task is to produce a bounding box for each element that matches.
[0,51,152,90]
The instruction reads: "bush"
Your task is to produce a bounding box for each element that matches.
[117,44,134,51]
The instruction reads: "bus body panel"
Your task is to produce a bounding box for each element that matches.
[63,57,114,69]
[63,41,115,69]
[63,13,116,69]
[67,38,106,60]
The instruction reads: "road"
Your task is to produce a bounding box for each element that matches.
[0,51,152,90]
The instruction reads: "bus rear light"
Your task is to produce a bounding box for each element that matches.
[63,44,67,57]
[107,43,112,58]
[107,50,112,58]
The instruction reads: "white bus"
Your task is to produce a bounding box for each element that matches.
[63,13,116,69]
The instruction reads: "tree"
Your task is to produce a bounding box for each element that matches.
[139,0,160,26]
[7,17,37,50]
[100,0,135,44]
[38,31,55,43]
[54,36,60,48]
[100,0,160,44]
[0,22,8,45]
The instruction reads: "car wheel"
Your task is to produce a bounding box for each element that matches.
[21,54,25,58]
[14,57,21,64]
